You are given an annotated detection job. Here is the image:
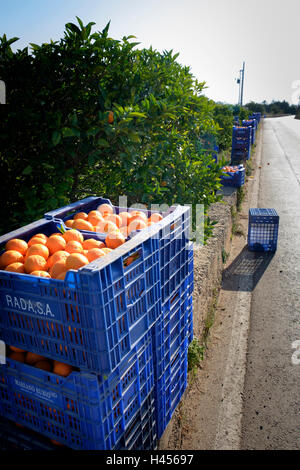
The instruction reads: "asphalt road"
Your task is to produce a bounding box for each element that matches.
[241,117,300,449]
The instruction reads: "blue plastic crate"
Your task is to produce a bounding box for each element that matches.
[187,242,194,345]
[248,209,279,252]
[0,219,161,375]
[221,167,245,188]
[231,147,251,163]
[44,197,191,305]
[0,331,156,450]
[155,343,188,439]
[152,280,189,379]
[0,416,61,450]
[232,126,251,140]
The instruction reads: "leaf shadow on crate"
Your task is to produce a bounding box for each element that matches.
[222,245,274,292]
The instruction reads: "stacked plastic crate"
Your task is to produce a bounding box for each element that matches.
[0,197,193,449]
[242,119,257,145]
[231,126,251,163]
[249,112,261,124]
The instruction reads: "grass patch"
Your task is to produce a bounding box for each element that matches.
[236,187,245,212]
[222,248,228,264]
[188,337,205,376]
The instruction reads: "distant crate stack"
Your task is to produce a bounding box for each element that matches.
[0,197,194,450]
[231,126,251,163]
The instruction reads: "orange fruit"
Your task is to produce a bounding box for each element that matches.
[65,240,83,254]
[72,219,94,231]
[53,361,74,377]
[9,346,26,353]
[49,232,64,238]
[28,236,47,247]
[65,253,89,271]
[24,255,47,273]
[86,248,105,262]
[9,352,25,363]
[49,260,67,279]
[57,271,67,281]
[34,233,48,241]
[119,226,129,238]
[46,251,69,270]
[73,212,88,220]
[30,270,51,278]
[5,262,25,273]
[95,220,118,234]
[105,231,126,249]
[5,239,28,256]
[128,219,147,233]
[130,211,147,222]
[119,212,132,227]
[82,238,105,250]
[147,221,155,226]
[104,213,122,228]
[97,203,114,216]
[46,235,66,255]
[26,244,49,260]
[108,111,114,124]
[62,229,84,244]
[0,250,24,269]
[50,439,65,447]
[65,219,74,228]
[35,360,52,372]
[87,212,104,226]
[148,212,163,223]
[25,352,46,365]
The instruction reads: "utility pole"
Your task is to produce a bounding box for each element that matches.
[236,62,245,106]
[240,61,245,107]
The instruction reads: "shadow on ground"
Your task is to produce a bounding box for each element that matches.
[222,245,274,292]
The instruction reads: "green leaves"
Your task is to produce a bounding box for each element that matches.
[61,127,80,138]
[52,131,61,146]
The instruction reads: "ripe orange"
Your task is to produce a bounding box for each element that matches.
[49,260,67,279]
[34,233,48,241]
[97,203,114,216]
[105,231,126,249]
[26,244,49,260]
[108,111,114,124]
[46,251,69,270]
[128,219,147,233]
[65,240,83,254]
[86,248,105,262]
[73,212,88,220]
[95,220,119,234]
[82,238,105,250]
[87,210,103,226]
[46,235,66,255]
[119,226,129,238]
[49,232,64,238]
[5,239,28,256]
[130,211,147,222]
[65,219,74,228]
[53,361,74,377]
[65,253,89,271]
[28,236,47,247]
[5,262,25,273]
[25,352,45,365]
[9,351,25,363]
[24,255,47,273]
[35,360,52,372]
[72,219,94,231]
[57,271,67,281]
[104,213,122,228]
[0,250,24,269]
[119,212,132,226]
[148,212,163,223]
[30,270,51,278]
[62,229,84,244]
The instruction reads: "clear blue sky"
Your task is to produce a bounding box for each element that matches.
[1,0,300,105]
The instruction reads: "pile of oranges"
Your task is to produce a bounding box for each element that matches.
[7,346,74,377]
[64,203,163,238]
[221,165,242,173]
[0,204,163,280]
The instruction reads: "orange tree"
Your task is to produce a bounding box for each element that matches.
[0,19,222,235]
